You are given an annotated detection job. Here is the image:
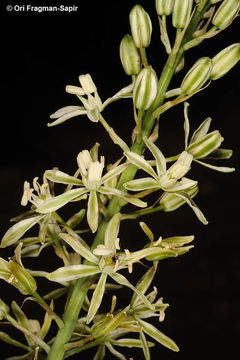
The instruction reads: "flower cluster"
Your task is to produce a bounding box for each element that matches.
[0,1,239,359]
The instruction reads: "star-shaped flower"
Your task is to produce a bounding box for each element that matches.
[123,137,207,224]
[37,148,146,233]
[183,102,235,173]
[48,73,134,126]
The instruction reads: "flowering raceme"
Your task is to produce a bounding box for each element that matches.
[0,2,239,360]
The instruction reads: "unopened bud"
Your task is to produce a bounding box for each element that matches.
[212,0,240,29]
[129,5,152,48]
[211,43,240,80]
[155,0,174,15]
[9,261,37,296]
[172,0,193,29]
[0,299,9,320]
[181,57,212,95]
[187,130,223,159]
[133,66,158,111]
[120,34,141,76]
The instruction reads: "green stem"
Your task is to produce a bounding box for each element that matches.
[47,3,211,359]
[47,278,88,360]
[121,204,164,220]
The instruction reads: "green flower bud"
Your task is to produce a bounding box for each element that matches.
[92,310,127,339]
[212,0,240,29]
[172,0,193,29]
[9,261,37,296]
[211,43,240,80]
[120,34,141,76]
[129,5,152,48]
[187,130,224,159]
[155,0,174,15]
[0,299,9,320]
[181,57,212,95]
[133,66,158,110]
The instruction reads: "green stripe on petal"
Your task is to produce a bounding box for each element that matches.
[126,247,177,262]
[143,137,166,176]
[99,186,147,208]
[111,338,154,348]
[140,329,150,360]
[131,264,157,307]
[190,117,212,144]
[135,317,179,352]
[124,177,159,191]
[59,233,99,264]
[188,131,223,159]
[87,191,99,233]
[47,265,100,283]
[174,192,208,225]
[165,179,197,193]
[101,163,129,184]
[105,342,127,360]
[110,272,154,310]
[124,151,158,179]
[104,213,121,249]
[1,215,45,248]
[36,188,87,214]
[194,159,235,173]
[45,170,83,186]
[87,272,107,324]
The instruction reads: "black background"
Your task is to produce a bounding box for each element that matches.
[0,1,240,359]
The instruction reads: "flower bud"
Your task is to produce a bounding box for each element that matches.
[172,0,193,29]
[181,57,212,95]
[133,66,158,111]
[9,261,37,296]
[129,5,152,48]
[211,43,240,80]
[212,0,240,29]
[187,130,223,159]
[155,0,174,15]
[0,299,9,320]
[120,34,141,75]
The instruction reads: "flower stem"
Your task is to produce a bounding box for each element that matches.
[47,278,88,360]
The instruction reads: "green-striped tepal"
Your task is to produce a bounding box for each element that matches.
[212,0,240,29]
[181,57,212,95]
[172,0,193,29]
[155,0,174,16]
[129,5,152,48]
[133,66,158,111]
[120,34,141,76]
[0,299,9,320]
[211,43,240,80]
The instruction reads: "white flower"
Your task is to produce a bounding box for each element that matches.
[48,74,134,127]
[39,148,146,233]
